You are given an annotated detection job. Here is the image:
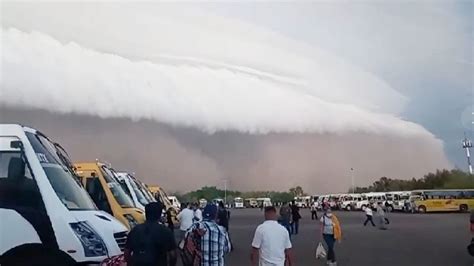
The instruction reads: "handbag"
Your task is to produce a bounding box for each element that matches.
[315,242,327,259]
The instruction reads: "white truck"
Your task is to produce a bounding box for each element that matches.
[0,124,128,265]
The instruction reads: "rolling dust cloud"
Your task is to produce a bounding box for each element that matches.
[0,108,450,193]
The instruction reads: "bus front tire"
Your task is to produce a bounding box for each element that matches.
[0,244,75,266]
[418,205,427,213]
[460,204,468,213]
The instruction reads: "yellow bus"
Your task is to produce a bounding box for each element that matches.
[74,162,145,229]
[148,185,179,222]
[411,189,474,213]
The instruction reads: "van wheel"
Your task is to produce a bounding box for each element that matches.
[0,244,75,266]
[460,204,468,213]
[387,206,393,212]
[346,205,352,211]
[418,205,427,213]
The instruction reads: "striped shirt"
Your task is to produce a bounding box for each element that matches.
[188,220,231,266]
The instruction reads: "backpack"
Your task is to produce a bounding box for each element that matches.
[132,225,158,265]
[180,223,207,266]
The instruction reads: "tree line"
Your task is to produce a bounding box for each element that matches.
[177,185,307,204]
[350,169,474,193]
[176,169,473,203]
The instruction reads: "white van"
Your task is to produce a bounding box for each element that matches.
[0,124,128,264]
[116,172,150,211]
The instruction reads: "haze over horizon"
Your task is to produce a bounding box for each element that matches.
[1,1,472,193]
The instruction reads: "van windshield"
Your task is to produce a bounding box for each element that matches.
[129,178,149,206]
[26,132,96,210]
[100,166,135,208]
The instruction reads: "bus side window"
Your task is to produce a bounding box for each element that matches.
[86,177,112,215]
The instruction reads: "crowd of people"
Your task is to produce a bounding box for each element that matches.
[103,199,398,266]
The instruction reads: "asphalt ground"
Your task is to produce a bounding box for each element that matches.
[211,208,473,266]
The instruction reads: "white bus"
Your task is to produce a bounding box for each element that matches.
[167,196,181,210]
[385,191,411,212]
[233,197,244,208]
[294,196,311,208]
[365,192,387,209]
[257,197,272,207]
[0,124,127,264]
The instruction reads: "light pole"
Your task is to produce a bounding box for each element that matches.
[350,168,355,193]
[462,135,473,174]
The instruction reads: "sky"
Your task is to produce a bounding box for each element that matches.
[0,1,472,193]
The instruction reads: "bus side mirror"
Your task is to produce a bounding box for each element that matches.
[10,140,23,149]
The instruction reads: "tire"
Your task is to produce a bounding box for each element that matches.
[460,204,468,213]
[346,205,352,211]
[387,206,393,212]
[418,205,427,213]
[0,244,75,266]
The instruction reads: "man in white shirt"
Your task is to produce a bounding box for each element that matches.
[176,203,195,242]
[251,206,293,266]
[363,206,375,227]
[194,203,203,222]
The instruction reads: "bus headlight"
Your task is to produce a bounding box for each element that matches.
[70,222,107,257]
[124,214,138,228]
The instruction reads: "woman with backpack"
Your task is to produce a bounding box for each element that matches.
[320,209,342,266]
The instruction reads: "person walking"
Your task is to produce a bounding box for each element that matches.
[217,201,230,232]
[290,201,301,235]
[311,202,318,220]
[194,203,203,222]
[177,203,195,242]
[251,206,293,266]
[363,206,375,227]
[376,202,388,230]
[124,202,177,266]
[279,202,292,235]
[320,209,341,266]
[166,207,175,233]
[185,204,231,266]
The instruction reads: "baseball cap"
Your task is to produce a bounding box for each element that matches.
[203,204,218,219]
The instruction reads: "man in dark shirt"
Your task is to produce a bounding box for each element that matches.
[125,202,177,266]
[290,201,301,235]
[217,201,230,231]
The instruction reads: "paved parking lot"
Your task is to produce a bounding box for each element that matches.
[221,208,473,266]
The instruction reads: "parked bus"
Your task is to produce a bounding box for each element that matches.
[257,197,272,207]
[234,197,244,208]
[386,191,411,212]
[116,172,150,211]
[294,196,311,208]
[167,196,181,210]
[74,162,145,229]
[0,124,127,264]
[245,198,258,208]
[365,192,387,209]
[411,189,474,213]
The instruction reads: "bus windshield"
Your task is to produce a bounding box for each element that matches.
[26,132,96,210]
[101,166,135,208]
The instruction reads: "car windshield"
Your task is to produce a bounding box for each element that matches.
[26,132,96,210]
[100,166,135,208]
